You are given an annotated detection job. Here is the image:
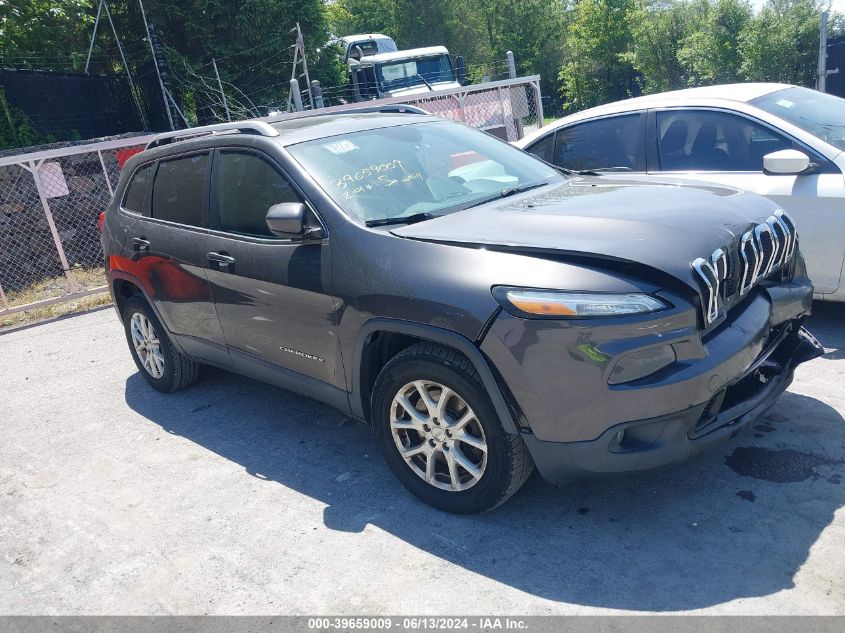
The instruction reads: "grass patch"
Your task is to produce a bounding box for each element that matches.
[1,267,111,329]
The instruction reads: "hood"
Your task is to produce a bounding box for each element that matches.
[391,176,781,294]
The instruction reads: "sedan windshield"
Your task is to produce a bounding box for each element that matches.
[286,120,562,224]
[751,86,845,152]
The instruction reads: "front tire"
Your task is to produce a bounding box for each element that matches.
[123,296,199,393]
[372,342,533,513]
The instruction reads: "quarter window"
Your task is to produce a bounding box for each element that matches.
[216,152,303,237]
[525,132,555,164]
[122,164,153,213]
[151,153,208,226]
[656,110,794,172]
[553,115,645,172]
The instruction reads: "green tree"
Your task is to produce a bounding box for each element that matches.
[559,0,635,111]
[472,0,568,97]
[143,0,338,115]
[678,0,752,85]
[625,0,692,93]
[0,87,50,149]
[0,0,96,72]
[739,0,821,85]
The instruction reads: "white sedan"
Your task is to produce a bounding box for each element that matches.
[517,83,845,300]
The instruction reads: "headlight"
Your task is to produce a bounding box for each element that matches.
[494,288,669,318]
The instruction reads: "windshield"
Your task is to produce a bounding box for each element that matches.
[751,86,845,152]
[376,55,455,92]
[286,120,562,223]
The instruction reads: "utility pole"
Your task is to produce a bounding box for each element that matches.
[819,10,829,93]
[296,23,314,109]
[212,58,232,121]
[148,25,180,129]
[138,0,175,130]
[102,0,148,129]
[287,23,314,111]
[84,0,105,74]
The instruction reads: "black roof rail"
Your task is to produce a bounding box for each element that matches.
[145,121,279,150]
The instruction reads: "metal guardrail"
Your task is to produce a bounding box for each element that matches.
[0,76,544,320]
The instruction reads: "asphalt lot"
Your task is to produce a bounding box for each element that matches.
[1,303,843,615]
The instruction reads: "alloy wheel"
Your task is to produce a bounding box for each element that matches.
[390,380,488,491]
[129,312,165,379]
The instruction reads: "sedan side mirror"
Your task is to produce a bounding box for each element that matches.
[763,149,813,175]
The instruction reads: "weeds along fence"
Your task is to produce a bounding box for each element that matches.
[0,75,543,319]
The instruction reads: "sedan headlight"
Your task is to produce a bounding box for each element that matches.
[494,288,670,318]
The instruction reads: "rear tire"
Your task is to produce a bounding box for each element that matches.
[123,296,199,393]
[372,342,533,513]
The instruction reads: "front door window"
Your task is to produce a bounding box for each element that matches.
[656,110,793,172]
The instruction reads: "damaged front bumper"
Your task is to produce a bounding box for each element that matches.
[480,275,824,487]
[521,325,823,485]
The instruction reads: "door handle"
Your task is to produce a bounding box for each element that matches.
[132,237,150,251]
[207,251,235,267]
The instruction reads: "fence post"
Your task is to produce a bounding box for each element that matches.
[506,51,517,79]
[311,80,325,109]
[97,150,114,196]
[497,86,511,139]
[290,79,304,112]
[0,282,9,311]
[532,80,544,129]
[26,159,80,292]
[456,94,467,122]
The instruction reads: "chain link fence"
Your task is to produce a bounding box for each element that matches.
[0,76,543,320]
[0,139,150,319]
[405,76,544,142]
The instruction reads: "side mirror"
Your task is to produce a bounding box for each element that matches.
[266,203,307,238]
[763,149,813,175]
[455,55,467,86]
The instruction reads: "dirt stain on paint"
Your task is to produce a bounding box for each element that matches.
[725,446,841,483]
[736,490,756,502]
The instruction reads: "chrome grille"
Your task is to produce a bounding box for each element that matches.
[692,210,797,325]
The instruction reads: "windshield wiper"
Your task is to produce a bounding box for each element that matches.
[461,181,551,210]
[531,155,598,176]
[365,212,440,227]
[415,73,434,92]
[553,165,599,176]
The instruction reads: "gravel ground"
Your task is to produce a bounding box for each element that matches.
[1,303,843,615]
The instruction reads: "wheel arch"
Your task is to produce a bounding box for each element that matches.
[109,272,187,355]
[352,318,520,435]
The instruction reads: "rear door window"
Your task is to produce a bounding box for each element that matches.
[553,114,645,172]
[151,153,209,226]
[122,164,153,213]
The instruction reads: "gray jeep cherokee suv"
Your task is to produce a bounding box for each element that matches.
[102,110,823,513]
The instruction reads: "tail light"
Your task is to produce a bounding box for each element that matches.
[98,211,106,232]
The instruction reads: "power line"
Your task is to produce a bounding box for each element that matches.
[194,28,297,69]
